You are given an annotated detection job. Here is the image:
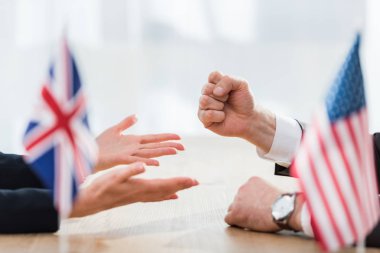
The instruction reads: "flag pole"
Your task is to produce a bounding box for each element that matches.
[356,237,366,253]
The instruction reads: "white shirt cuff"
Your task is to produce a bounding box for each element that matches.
[257,114,302,166]
[300,203,314,237]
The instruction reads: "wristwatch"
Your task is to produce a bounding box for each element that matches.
[271,192,297,230]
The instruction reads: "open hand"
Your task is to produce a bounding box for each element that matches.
[95,115,184,172]
[71,162,199,217]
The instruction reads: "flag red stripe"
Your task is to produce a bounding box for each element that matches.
[345,114,371,229]
[305,139,345,248]
[317,125,358,240]
[358,111,378,224]
[295,160,331,251]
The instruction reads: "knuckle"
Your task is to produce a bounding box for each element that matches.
[197,110,204,120]
[241,79,249,87]
[238,184,246,193]
[199,95,208,107]
[205,111,214,120]
[224,214,232,225]
[209,71,218,80]
[222,75,232,83]
[240,79,249,89]
[248,176,260,183]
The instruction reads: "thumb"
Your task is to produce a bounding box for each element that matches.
[117,162,146,182]
[116,114,137,132]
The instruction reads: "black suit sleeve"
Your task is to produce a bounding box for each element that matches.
[0,152,44,189]
[0,188,58,233]
[367,134,380,247]
[0,152,59,233]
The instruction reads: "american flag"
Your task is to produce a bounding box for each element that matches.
[291,35,380,251]
[23,37,98,218]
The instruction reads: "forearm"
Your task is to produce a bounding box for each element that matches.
[244,105,276,153]
[246,112,302,166]
[0,189,58,233]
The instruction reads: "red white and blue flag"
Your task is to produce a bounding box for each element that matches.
[23,38,98,218]
[291,35,380,251]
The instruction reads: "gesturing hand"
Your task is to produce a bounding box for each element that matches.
[71,162,199,217]
[198,71,276,153]
[198,71,256,138]
[95,115,185,172]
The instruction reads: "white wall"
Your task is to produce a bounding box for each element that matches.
[0,0,367,153]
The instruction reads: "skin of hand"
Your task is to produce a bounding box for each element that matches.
[198,71,276,153]
[225,176,303,233]
[70,162,199,217]
[95,115,185,172]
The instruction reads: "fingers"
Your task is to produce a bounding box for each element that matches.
[208,71,224,84]
[134,147,177,158]
[140,133,181,144]
[116,115,137,132]
[141,142,185,151]
[163,194,179,200]
[199,95,225,110]
[224,212,235,226]
[201,83,229,102]
[117,163,146,182]
[126,156,160,166]
[198,110,225,126]
[148,177,199,195]
[213,75,249,97]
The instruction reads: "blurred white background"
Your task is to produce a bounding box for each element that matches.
[0,0,379,153]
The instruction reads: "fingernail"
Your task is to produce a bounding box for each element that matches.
[193,179,199,185]
[214,87,224,96]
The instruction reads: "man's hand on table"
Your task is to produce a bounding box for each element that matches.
[225,176,303,233]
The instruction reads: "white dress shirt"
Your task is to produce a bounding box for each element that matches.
[256,114,314,237]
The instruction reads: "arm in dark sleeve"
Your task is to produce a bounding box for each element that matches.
[0,188,58,233]
[366,220,380,248]
[0,152,44,189]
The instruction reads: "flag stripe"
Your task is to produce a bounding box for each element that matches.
[304,130,346,248]
[294,147,339,250]
[23,37,97,218]
[317,120,358,240]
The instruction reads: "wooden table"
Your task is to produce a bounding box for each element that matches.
[0,137,379,253]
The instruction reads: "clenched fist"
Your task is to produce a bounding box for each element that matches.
[198,71,276,153]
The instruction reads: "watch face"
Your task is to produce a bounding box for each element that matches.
[272,194,295,221]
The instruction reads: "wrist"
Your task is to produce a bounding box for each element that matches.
[69,190,100,218]
[288,194,304,232]
[243,105,276,153]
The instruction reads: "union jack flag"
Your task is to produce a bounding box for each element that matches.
[291,35,380,251]
[23,38,98,218]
